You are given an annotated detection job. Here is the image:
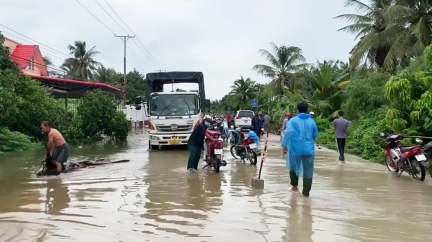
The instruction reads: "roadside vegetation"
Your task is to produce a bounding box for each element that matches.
[0,33,131,153]
[212,0,432,164]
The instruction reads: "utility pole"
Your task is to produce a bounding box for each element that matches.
[115,34,135,105]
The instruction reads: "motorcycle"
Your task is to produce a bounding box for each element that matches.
[422,141,432,178]
[230,127,258,165]
[381,133,427,181]
[204,128,226,173]
[215,119,228,142]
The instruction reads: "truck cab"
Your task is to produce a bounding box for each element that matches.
[145,72,208,149]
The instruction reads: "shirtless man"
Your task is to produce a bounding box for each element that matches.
[41,121,70,173]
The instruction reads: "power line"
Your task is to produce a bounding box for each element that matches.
[130,39,157,69]
[10,55,99,83]
[126,45,154,69]
[11,54,68,75]
[2,31,68,61]
[104,0,135,34]
[94,0,129,35]
[103,0,163,69]
[136,38,163,69]
[75,0,116,35]
[0,24,70,57]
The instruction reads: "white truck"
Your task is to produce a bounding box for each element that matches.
[145,72,209,150]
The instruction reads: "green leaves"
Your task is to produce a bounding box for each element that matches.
[0,128,37,153]
[337,0,432,71]
[62,41,101,81]
[67,91,129,143]
[229,77,258,109]
[253,43,306,96]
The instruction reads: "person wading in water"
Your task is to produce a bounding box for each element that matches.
[41,121,70,175]
[281,102,318,197]
[251,111,262,138]
[333,110,350,162]
[187,116,215,171]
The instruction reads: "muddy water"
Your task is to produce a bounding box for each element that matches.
[1,134,432,241]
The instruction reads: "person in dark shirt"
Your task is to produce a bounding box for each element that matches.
[187,117,215,171]
[251,112,262,137]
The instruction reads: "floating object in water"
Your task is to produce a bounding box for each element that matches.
[36,159,130,177]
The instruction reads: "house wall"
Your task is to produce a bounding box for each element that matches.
[3,38,19,53]
[25,49,47,76]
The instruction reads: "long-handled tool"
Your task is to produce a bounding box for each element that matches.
[252,128,269,189]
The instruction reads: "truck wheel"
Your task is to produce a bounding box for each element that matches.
[149,141,159,150]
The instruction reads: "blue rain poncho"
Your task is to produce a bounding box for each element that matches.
[247,130,260,147]
[281,113,318,178]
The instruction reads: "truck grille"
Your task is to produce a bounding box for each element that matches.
[156,125,193,132]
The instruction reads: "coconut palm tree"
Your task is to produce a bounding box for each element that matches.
[253,43,306,98]
[42,56,53,67]
[303,60,349,117]
[95,66,122,86]
[62,41,101,80]
[382,0,432,69]
[335,0,394,69]
[229,77,257,108]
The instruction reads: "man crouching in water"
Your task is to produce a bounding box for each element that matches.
[41,121,70,174]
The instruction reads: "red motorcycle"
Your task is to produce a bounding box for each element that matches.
[382,133,427,181]
[229,128,258,165]
[204,129,226,173]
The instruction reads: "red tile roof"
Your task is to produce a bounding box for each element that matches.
[11,45,38,69]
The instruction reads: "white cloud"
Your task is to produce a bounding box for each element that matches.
[0,0,355,100]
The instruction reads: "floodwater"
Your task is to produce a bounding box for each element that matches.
[1,133,432,242]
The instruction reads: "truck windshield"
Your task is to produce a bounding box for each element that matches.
[150,94,199,116]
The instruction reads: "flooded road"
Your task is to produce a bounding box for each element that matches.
[1,133,432,241]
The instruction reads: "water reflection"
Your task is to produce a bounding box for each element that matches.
[44,179,70,215]
[1,135,432,241]
[282,195,313,242]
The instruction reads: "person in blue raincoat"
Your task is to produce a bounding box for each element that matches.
[246,130,260,147]
[281,102,318,197]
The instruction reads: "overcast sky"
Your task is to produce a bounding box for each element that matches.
[0,0,356,100]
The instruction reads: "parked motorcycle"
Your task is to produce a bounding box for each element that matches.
[230,128,258,165]
[204,128,226,173]
[422,141,432,178]
[381,133,427,181]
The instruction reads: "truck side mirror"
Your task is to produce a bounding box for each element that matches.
[135,96,142,110]
[135,96,142,105]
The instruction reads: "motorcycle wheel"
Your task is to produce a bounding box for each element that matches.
[213,155,221,173]
[410,158,425,181]
[248,150,258,165]
[386,156,398,173]
[230,145,239,159]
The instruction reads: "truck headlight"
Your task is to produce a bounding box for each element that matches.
[150,136,160,140]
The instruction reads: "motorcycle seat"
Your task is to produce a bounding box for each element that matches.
[400,146,415,152]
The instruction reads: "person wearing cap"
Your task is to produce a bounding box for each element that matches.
[187,116,215,171]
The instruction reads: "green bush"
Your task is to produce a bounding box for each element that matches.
[0,128,37,153]
[0,69,71,141]
[67,91,129,143]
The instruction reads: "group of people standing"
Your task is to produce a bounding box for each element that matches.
[281,102,350,197]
